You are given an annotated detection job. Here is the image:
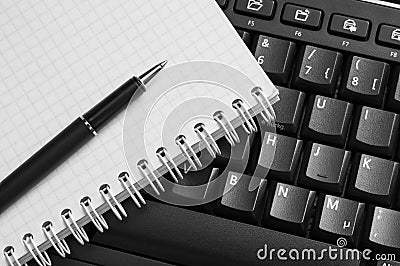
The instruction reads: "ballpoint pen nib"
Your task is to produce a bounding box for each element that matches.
[139,60,168,84]
[160,60,168,67]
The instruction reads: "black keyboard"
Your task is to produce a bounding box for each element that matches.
[34,0,400,265]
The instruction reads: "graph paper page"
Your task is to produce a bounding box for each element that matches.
[0,0,277,261]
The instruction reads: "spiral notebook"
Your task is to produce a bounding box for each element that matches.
[0,0,278,265]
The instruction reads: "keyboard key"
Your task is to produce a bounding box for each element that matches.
[281,4,323,30]
[377,24,400,49]
[257,132,303,182]
[254,35,297,85]
[237,30,253,49]
[92,200,361,265]
[298,143,351,194]
[349,106,400,158]
[293,46,343,96]
[312,195,365,247]
[376,261,400,266]
[364,206,400,256]
[218,126,253,162]
[215,171,267,224]
[234,0,275,19]
[329,14,370,40]
[340,56,390,107]
[301,95,353,146]
[216,0,229,9]
[347,154,399,206]
[263,87,305,135]
[386,67,400,113]
[262,182,316,236]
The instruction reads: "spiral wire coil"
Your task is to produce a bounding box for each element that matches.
[3,86,274,266]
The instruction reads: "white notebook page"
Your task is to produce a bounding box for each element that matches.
[0,0,277,263]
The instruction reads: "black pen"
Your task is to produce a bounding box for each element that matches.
[0,60,167,215]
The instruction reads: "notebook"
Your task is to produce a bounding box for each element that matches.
[124,61,278,203]
[0,0,278,265]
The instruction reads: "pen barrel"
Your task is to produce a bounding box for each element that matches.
[83,76,143,131]
[0,118,94,214]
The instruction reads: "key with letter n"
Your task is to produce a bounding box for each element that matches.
[263,181,316,236]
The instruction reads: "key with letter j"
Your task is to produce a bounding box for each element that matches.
[298,142,351,194]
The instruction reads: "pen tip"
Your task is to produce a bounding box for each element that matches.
[138,60,168,84]
[160,60,168,68]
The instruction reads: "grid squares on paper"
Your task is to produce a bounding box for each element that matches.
[0,0,276,262]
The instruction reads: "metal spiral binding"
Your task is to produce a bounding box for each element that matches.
[156,147,183,183]
[80,197,108,232]
[3,86,276,266]
[42,221,70,257]
[22,234,51,266]
[61,209,89,245]
[232,99,258,134]
[99,184,127,220]
[4,246,25,266]
[251,87,276,124]
[194,123,221,158]
[175,135,202,170]
[118,172,146,208]
[137,159,165,195]
[213,111,240,146]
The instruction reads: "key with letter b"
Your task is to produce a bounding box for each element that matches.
[312,195,365,247]
[215,171,267,224]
